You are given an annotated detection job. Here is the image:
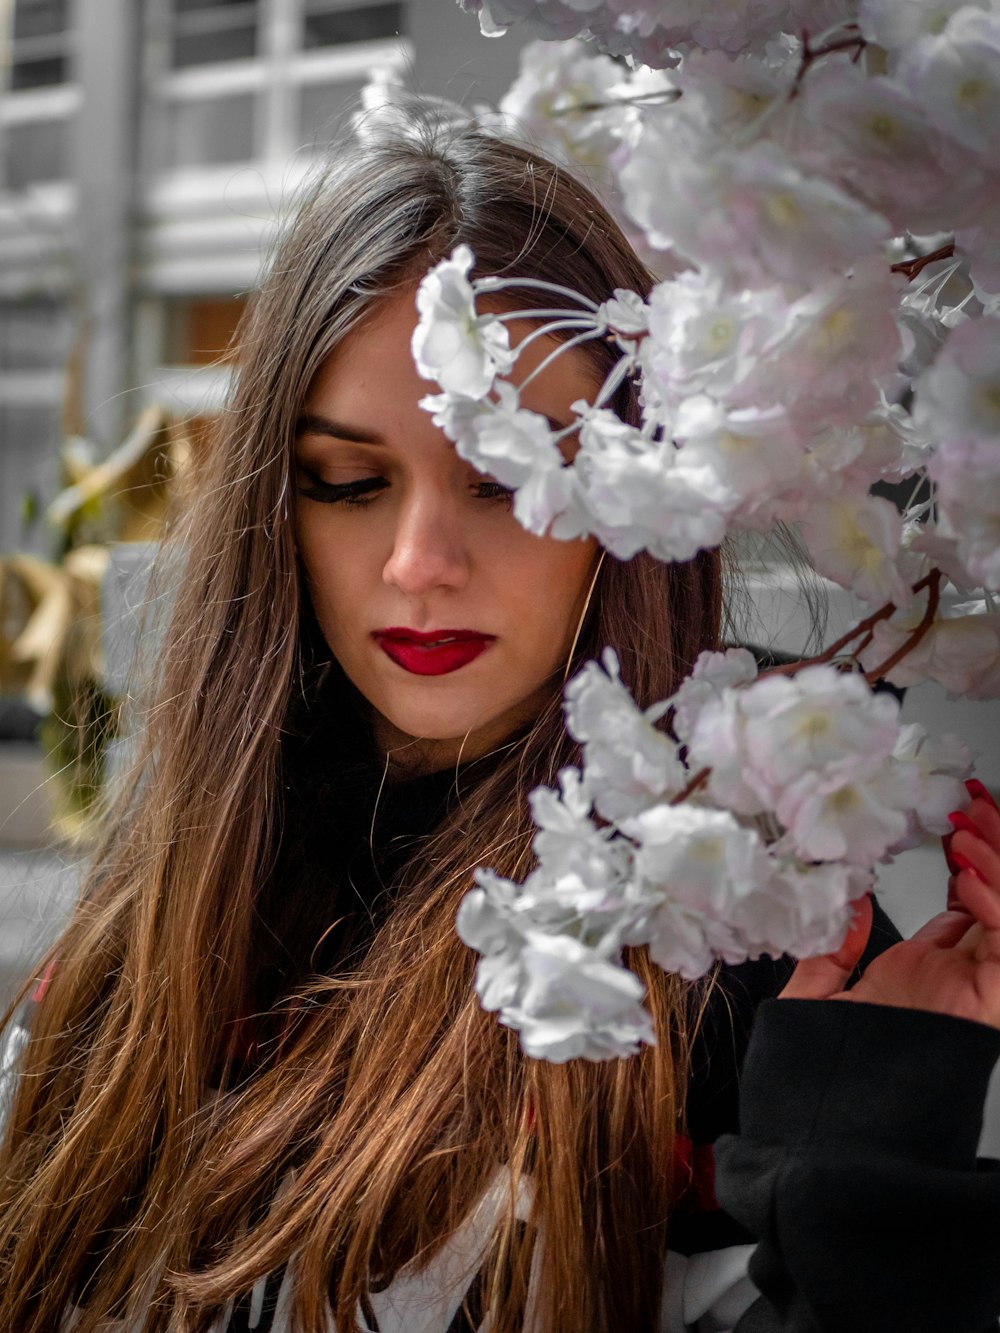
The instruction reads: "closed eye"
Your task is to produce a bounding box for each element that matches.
[297,468,514,508]
[296,470,387,506]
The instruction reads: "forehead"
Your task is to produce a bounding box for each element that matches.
[306,286,604,417]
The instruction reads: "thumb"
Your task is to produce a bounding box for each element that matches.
[780,894,874,1001]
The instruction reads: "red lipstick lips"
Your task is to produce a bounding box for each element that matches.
[373,627,495,676]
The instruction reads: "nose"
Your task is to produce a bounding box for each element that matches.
[382,486,471,597]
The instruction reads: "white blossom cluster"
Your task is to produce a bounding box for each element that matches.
[403,0,1000,1059]
[417,1,1000,670]
[457,649,971,1060]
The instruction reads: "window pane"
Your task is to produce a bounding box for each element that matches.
[303,3,404,48]
[172,24,256,65]
[4,119,66,188]
[164,93,256,168]
[10,55,68,89]
[0,301,72,372]
[299,79,367,143]
[13,0,68,40]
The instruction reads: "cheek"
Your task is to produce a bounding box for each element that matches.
[295,520,357,638]
[507,536,599,655]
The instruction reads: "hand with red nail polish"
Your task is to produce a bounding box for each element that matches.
[786,780,1000,1028]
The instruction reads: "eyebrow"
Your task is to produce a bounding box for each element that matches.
[295,409,574,444]
[296,412,385,445]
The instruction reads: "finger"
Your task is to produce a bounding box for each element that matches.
[950,800,1000,854]
[953,864,1000,932]
[946,870,972,913]
[780,895,873,1000]
[966,778,999,816]
[949,828,1000,888]
[968,794,1000,852]
[908,908,979,949]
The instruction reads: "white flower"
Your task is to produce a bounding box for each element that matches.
[797,62,982,232]
[598,288,650,337]
[625,803,771,916]
[688,664,904,819]
[776,767,912,865]
[573,403,733,560]
[457,860,657,1061]
[564,649,686,820]
[741,260,906,435]
[672,397,809,530]
[670,647,759,743]
[502,933,656,1062]
[642,272,783,408]
[497,39,627,187]
[899,7,1000,155]
[955,225,1000,306]
[798,489,912,608]
[743,860,860,958]
[858,0,986,53]
[412,245,514,398]
[529,766,633,901]
[914,315,1000,442]
[620,132,891,290]
[930,437,1000,590]
[887,724,973,849]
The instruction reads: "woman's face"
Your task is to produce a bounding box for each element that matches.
[294,287,601,771]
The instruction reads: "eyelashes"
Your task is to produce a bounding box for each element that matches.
[297,473,387,506]
[296,468,514,509]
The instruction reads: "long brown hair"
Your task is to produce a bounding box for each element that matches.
[0,111,723,1332]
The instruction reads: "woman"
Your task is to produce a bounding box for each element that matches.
[1,111,999,1333]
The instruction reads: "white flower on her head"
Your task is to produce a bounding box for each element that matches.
[598,288,651,338]
[412,245,514,399]
[673,397,809,531]
[642,273,783,408]
[573,403,732,560]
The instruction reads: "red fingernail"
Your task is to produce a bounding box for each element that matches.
[952,850,984,881]
[967,778,999,810]
[948,810,980,836]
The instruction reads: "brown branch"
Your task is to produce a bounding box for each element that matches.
[791,26,866,98]
[759,570,939,679]
[864,567,942,684]
[891,242,956,282]
[670,767,710,806]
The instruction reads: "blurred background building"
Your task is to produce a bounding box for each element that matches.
[0,0,526,560]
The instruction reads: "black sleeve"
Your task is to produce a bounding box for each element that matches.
[714,999,1000,1333]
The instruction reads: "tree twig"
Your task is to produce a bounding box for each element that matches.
[891,242,957,282]
[791,26,866,97]
[670,767,710,806]
[864,567,942,683]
